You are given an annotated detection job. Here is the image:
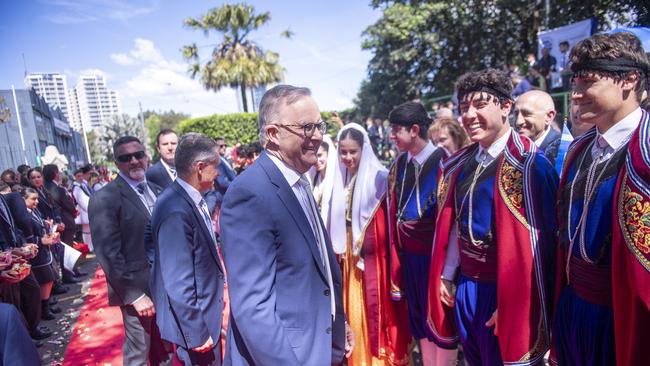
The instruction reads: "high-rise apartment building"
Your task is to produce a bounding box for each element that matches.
[25,72,72,121]
[70,74,121,131]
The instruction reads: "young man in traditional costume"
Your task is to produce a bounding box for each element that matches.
[427,69,558,365]
[551,32,650,366]
[386,102,458,365]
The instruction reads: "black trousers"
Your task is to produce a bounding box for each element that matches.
[0,272,42,333]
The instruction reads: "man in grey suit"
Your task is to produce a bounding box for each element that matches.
[220,85,353,365]
[89,136,172,365]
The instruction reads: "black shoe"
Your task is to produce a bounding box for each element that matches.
[62,275,81,284]
[33,340,43,348]
[42,300,56,320]
[50,305,62,314]
[49,296,58,305]
[74,269,88,276]
[38,326,51,333]
[30,327,52,340]
[52,283,69,294]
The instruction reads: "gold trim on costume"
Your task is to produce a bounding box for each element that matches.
[619,173,650,272]
[498,160,530,230]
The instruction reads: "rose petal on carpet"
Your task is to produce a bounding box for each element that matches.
[63,266,124,366]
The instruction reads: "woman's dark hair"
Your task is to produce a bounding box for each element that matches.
[388,101,433,139]
[21,187,38,199]
[321,140,330,150]
[339,128,364,148]
[27,167,42,182]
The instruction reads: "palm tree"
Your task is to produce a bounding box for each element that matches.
[181,3,288,112]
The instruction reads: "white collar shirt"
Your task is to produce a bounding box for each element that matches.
[476,127,511,165]
[591,107,642,160]
[534,127,551,147]
[407,141,437,166]
[160,159,176,181]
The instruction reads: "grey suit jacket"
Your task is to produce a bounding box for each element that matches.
[88,175,163,306]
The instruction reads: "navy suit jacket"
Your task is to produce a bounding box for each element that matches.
[0,304,40,366]
[146,161,174,190]
[150,181,225,353]
[220,152,346,366]
[204,157,237,214]
[539,128,562,165]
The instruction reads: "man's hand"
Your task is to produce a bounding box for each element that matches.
[440,278,456,307]
[192,336,214,353]
[345,322,355,358]
[485,309,498,336]
[57,223,65,232]
[132,295,156,317]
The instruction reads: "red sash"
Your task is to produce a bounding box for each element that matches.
[428,131,553,363]
[611,109,650,365]
[362,197,411,365]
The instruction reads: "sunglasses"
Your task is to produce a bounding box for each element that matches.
[116,151,146,163]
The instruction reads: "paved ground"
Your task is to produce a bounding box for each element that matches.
[38,254,98,366]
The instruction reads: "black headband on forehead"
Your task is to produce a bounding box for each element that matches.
[458,85,511,104]
[572,58,650,75]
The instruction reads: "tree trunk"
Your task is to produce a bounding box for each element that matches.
[240,84,248,112]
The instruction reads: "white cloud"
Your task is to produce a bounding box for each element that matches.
[113,38,238,117]
[110,53,134,65]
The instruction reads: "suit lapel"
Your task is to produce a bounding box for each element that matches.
[171,182,223,272]
[116,176,151,220]
[259,153,328,281]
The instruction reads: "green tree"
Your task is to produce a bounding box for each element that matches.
[96,114,146,163]
[142,110,190,161]
[181,3,288,112]
[357,0,647,119]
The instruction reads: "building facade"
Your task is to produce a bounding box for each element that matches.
[70,74,121,131]
[0,88,87,173]
[24,73,72,123]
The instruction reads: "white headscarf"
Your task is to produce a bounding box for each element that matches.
[308,134,337,224]
[328,123,388,255]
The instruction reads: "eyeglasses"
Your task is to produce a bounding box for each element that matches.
[277,121,328,137]
[219,144,227,148]
[115,151,146,163]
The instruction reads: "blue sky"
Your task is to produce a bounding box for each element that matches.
[0,0,381,117]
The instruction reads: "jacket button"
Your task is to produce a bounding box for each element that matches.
[326,327,332,334]
[324,289,330,296]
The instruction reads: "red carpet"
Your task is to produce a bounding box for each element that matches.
[62,266,124,366]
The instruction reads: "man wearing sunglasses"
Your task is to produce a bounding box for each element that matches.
[89,136,172,365]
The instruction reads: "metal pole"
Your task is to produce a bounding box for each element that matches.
[11,85,28,165]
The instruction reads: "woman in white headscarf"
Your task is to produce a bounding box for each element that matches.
[328,123,410,366]
[308,135,337,224]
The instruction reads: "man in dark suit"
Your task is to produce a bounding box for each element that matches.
[89,136,171,366]
[150,133,225,365]
[220,85,351,366]
[146,129,178,190]
[42,165,76,245]
[514,90,562,164]
[204,137,237,215]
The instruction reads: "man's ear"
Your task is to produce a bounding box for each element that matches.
[265,124,281,146]
[410,124,420,138]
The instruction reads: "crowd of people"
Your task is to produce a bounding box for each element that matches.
[1,32,649,366]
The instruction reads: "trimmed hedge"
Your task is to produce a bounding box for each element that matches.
[176,111,338,144]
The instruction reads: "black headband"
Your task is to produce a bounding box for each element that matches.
[458,85,511,103]
[571,58,650,75]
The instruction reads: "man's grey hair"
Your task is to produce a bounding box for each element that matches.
[258,85,311,144]
[175,133,218,178]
